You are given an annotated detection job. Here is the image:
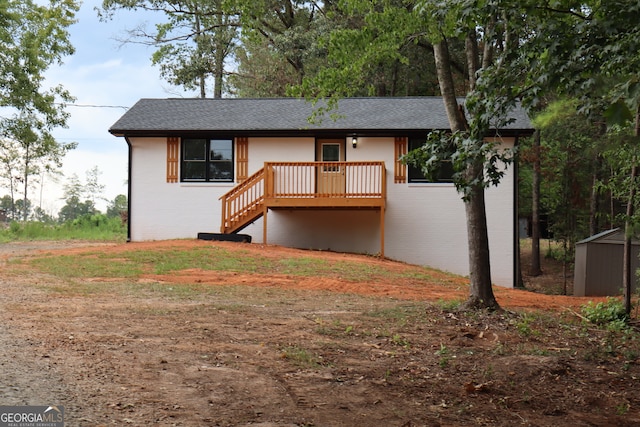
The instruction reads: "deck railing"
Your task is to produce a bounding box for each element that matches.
[265,161,386,199]
[220,161,386,233]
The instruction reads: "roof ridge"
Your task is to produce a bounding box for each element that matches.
[139,96,454,101]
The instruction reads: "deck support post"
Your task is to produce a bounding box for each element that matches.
[380,207,385,258]
[263,205,268,245]
[220,194,227,233]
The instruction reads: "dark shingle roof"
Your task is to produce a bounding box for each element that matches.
[109,97,532,137]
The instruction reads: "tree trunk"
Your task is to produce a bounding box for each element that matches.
[213,0,225,99]
[481,19,495,70]
[22,144,30,222]
[390,61,399,96]
[433,40,463,131]
[464,160,498,309]
[610,169,615,229]
[515,232,525,288]
[623,165,636,315]
[214,46,224,98]
[465,30,479,91]
[433,39,499,310]
[623,110,640,315]
[589,158,599,236]
[530,129,542,276]
[194,7,207,99]
[8,165,16,220]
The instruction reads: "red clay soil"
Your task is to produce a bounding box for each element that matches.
[73,239,604,311]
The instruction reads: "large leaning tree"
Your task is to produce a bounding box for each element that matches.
[0,0,78,220]
[295,0,528,310]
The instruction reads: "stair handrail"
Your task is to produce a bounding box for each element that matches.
[219,167,265,233]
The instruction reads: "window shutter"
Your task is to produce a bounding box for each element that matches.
[167,137,179,183]
[236,137,249,183]
[394,137,407,183]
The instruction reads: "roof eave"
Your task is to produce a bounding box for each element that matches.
[110,128,534,139]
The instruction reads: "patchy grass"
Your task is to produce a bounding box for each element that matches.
[25,245,463,287]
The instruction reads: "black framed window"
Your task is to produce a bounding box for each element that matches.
[408,136,454,183]
[181,138,234,182]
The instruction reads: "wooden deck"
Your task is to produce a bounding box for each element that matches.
[220,161,386,255]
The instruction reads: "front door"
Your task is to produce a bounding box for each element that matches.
[316,138,346,194]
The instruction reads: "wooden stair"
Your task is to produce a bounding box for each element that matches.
[220,168,265,234]
[219,161,387,255]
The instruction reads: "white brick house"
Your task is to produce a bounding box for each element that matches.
[109,97,532,287]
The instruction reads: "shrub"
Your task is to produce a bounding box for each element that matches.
[9,221,20,234]
[581,298,629,327]
[0,214,126,241]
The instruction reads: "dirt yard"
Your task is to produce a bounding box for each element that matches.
[0,239,638,426]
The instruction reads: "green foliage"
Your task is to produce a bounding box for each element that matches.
[597,125,640,225]
[0,214,126,241]
[515,314,540,337]
[66,213,121,231]
[365,305,425,325]
[230,36,301,97]
[0,196,31,222]
[532,99,580,129]
[32,206,56,223]
[291,1,440,100]
[234,1,340,97]
[581,298,630,328]
[435,344,451,368]
[540,105,600,244]
[0,0,78,219]
[9,221,20,234]
[517,140,534,218]
[58,196,96,222]
[106,194,128,218]
[434,298,463,311]
[493,5,640,312]
[57,168,113,222]
[403,129,516,200]
[0,0,77,116]
[391,333,410,348]
[280,345,326,368]
[100,0,235,98]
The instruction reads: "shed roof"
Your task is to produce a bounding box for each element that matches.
[109,97,532,137]
[577,228,640,245]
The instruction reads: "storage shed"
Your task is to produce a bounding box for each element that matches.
[573,228,640,296]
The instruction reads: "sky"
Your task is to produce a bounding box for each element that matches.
[39,0,192,214]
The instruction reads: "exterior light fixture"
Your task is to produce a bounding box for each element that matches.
[352,136,358,148]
